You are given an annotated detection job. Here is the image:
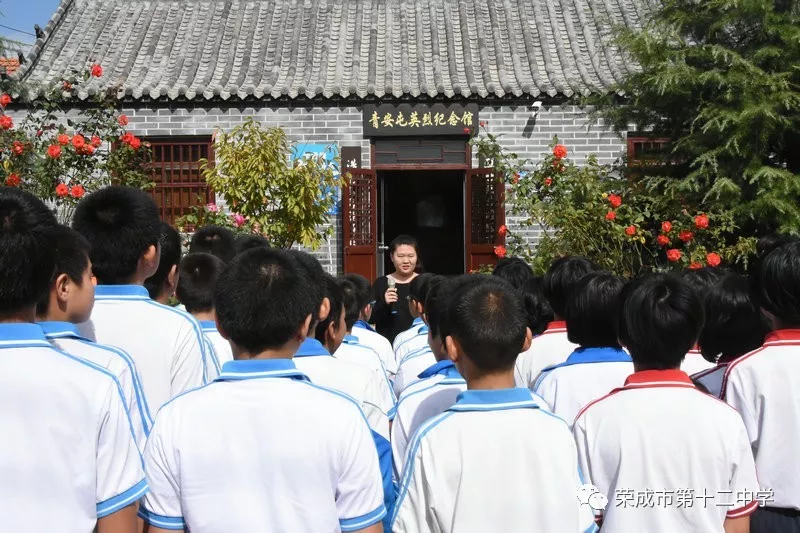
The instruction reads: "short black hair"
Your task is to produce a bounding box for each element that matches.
[699,273,768,364]
[618,274,704,370]
[286,250,326,320]
[681,267,726,300]
[235,234,271,256]
[72,186,161,284]
[340,278,362,331]
[389,234,418,255]
[426,276,474,340]
[448,275,527,372]
[189,225,237,263]
[315,274,344,342]
[755,241,800,327]
[343,273,372,309]
[144,222,182,300]
[176,253,226,313]
[492,257,534,291]
[565,272,625,348]
[36,225,91,315]
[542,256,596,317]
[214,247,316,353]
[0,188,58,315]
[521,277,554,336]
[409,273,440,305]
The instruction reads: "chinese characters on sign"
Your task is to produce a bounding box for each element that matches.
[613,488,774,509]
[362,103,480,137]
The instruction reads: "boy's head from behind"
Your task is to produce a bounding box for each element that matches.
[235,234,271,256]
[565,272,625,348]
[287,250,329,331]
[521,277,554,336]
[492,257,534,291]
[755,241,800,329]
[0,188,58,319]
[36,225,95,324]
[144,222,182,303]
[542,256,596,318]
[314,274,346,353]
[699,272,768,364]
[342,273,372,322]
[446,276,530,376]
[176,253,226,315]
[425,276,472,361]
[214,248,316,356]
[189,225,237,263]
[72,186,161,285]
[618,274,704,370]
[340,278,364,332]
[409,273,440,319]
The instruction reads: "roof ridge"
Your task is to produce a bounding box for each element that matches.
[16,0,76,83]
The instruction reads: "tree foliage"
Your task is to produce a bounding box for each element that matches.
[592,0,800,237]
[201,119,345,249]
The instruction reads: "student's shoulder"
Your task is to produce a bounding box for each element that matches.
[399,345,432,365]
[294,379,375,423]
[396,375,445,408]
[724,343,774,377]
[573,387,626,424]
[143,300,205,333]
[39,345,124,396]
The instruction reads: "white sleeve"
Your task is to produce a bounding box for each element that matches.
[391,408,410,481]
[114,361,148,451]
[725,421,760,519]
[377,337,398,377]
[203,335,221,382]
[573,416,593,486]
[337,407,387,532]
[95,375,148,518]
[363,379,391,442]
[170,319,206,399]
[533,373,556,411]
[391,437,431,533]
[724,367,760,451]
[515,350,533,389]
[371,355,398,421]
[140,410,185,531]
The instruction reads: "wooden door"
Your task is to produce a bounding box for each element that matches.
[342,168,378,280]
[466,168,505,271]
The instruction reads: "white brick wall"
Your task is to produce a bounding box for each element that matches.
[8,103,626,273]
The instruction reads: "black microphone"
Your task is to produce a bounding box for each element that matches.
[388,277,398,315]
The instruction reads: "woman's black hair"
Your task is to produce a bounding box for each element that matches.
[389,234,418,255]
[521,277,554,336]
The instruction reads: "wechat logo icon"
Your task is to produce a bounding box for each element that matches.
[577,484,609,511]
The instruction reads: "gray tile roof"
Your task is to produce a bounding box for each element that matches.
[18,0,653,102]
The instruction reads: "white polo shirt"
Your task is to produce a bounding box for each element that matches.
[0,323,148,533]
[200,320,233,381]
[515,321,578,389]
[692,364,728,398]
[681,346,715,375]
[354,320,398,377]
[335,334,397,420]
[574,369,760,532]
[393,317,425,352]
[79,285,207,412]
[533,346,633,427]
[41,321,153,449]
[395,322,430,363]
[392,387,596,533]
[724,329,800,510]
[393,345,437,397]
[391,360,466,478]
[294,337,391,440]
[139,358,386,532]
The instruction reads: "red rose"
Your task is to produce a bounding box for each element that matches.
[91,136,102,148]
[84,144,96,155]
[72,134,86,149]
[36,130,43,137]
[62,81,73,91]
[706,252,721,267]
[129,137,142,150]
[661,221,672,233]
[552,144,568,159]
[679,230,694,242]
[625,225,636,236]
[494,245,507,259]
[666,249,682,262]
[0,94,10,108]
[5,173,20,187]
[694,214,709,230]
[0,115,13,130]
[512,173,520,184]
[689,262,703,270]
[55,183,69,197]
[544,177,553,186]
[91,64,103,77]
[47,145,62,159]
[480,121,486,127]
[12,141,25,156]
[57,134,70,145]
[657,235,670,247]
[120,132,134,145]
[498,225,508,237]
[605,211,616,221]
[118,115,129,126]
[70,184,85,199]
[608,194,622,208]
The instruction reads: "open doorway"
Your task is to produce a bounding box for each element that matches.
[379,170,465,276]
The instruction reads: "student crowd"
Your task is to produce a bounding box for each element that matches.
[0,184,798,533]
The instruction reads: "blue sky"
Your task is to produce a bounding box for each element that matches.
[1,0,61,49]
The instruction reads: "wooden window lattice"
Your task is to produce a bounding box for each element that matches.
[146,138,214,224]
[470,171,498,245]
[345,171,375,247]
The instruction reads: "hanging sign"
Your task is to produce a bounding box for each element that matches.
[363,103,479,137]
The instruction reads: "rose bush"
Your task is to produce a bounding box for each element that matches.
[472,132,756,276]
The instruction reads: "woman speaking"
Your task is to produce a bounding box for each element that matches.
[372,235,420,342]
